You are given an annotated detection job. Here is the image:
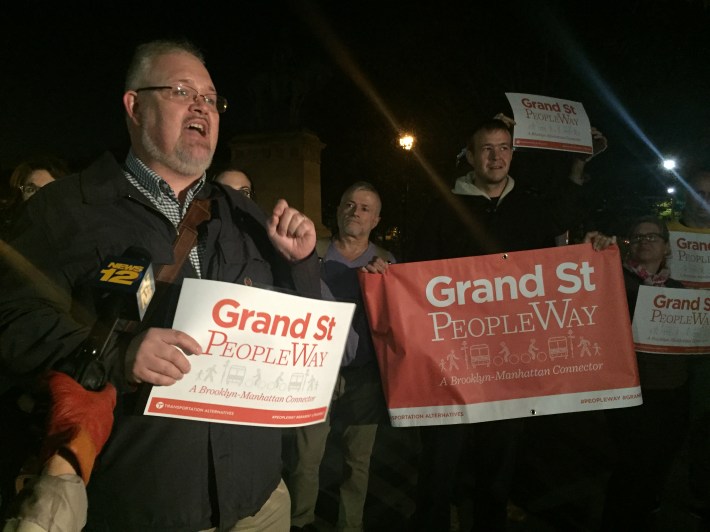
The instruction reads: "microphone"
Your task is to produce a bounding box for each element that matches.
[59,247,155,390]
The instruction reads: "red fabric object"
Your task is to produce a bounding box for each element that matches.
[41,371,116,484]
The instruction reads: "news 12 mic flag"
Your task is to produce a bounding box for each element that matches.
[359,243,641,427]
[58,247,155,390]
[94,250,155,321]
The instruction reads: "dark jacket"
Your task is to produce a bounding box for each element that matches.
[0,152,321,531]
[414,176,585,261]
[623,267,688,390]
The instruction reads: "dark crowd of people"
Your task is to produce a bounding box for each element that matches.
[0,38,708,532]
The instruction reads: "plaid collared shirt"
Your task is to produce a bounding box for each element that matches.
[123,150,206,278]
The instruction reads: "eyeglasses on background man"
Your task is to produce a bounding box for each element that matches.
[626,232,665,245]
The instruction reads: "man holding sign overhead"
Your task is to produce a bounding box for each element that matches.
[410,115,613,532]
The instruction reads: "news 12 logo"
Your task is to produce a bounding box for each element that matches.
[96,257,155,321]
[99,261,146,285]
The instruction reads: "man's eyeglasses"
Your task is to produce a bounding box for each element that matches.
[135,84,228,114]
[626,233,665,245]
[19,183,41,196]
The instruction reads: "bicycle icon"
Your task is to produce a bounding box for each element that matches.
[492,340,548,365]
[265,372,287,391]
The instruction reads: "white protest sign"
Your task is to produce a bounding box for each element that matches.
[505,92,592,154]
[667,230,710,288]
[144,279,356,427]
[632,285,710,354]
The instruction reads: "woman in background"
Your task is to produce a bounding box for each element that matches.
[1,155,69,239]
[601,215,690,531]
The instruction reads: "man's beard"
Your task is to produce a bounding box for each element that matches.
[141,128,213,177]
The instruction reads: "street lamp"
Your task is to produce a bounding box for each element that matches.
[661,158,679,216]
[662,158,676,170]
[397,132,416,260]
[398,133,416,151]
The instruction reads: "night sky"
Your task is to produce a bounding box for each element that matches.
[2,0,710,235]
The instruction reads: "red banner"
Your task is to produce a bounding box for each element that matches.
[359,244,641,427]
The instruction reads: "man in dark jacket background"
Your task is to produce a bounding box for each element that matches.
[411,117,612,531]
[0,39,320,531]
